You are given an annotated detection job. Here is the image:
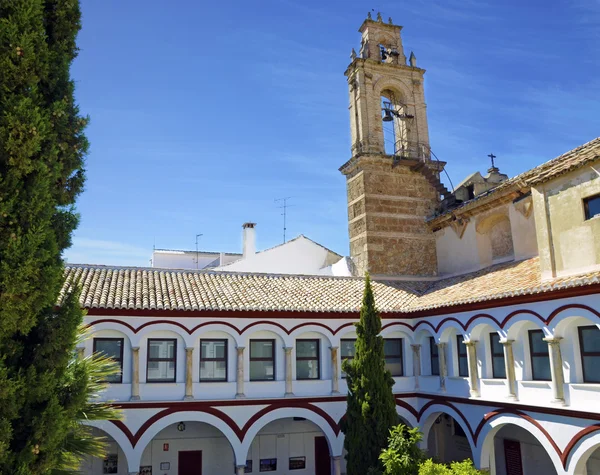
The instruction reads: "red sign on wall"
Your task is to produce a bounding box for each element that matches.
[163,443,169,451]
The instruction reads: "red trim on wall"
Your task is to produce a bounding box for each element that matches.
[105,392,600,470]
[86,303,600,339]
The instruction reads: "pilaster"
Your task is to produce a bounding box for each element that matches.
[465,341,479,397]
[284,347,294,397]
[332,455,342,475]
[131,346,140,401]
[330,346,340,394]
[184,347,194,400]
[501,339,518,400]
[236,346,245,399]
[544,337,566,404]
[411,344,421,390]
[437,342,447,392]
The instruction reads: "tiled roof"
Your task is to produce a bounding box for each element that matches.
[61,258,600,314]
[431,137,600,222]
[405,257,600,312]
[60,265,421,313]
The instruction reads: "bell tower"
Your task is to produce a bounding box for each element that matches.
[341,13,447,277]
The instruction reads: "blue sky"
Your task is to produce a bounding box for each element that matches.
[64,0,600,267]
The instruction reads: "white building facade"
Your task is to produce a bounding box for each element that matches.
[68,14,600,475]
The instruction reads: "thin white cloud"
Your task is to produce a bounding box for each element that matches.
[63,238,151,266]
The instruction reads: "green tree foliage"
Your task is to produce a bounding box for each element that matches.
[0,0,111,472]
[418,459,487,475]
[341,274,398,475]
[380,425,425,475]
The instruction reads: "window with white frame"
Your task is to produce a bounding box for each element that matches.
[147,339,176,382]
[296,339,320,380]
[250,340,275,381]
[200,339,227,382]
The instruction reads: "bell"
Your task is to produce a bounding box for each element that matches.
[382,109,394,122]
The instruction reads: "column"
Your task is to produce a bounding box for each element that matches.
[330,346,340,394]
[437,342,447,392]
[411,344,421,390]
[184,347,194,400]
[131,346,140,401]
[236,465,245,475]
[236,346,245,398]
[332,455,342,475]
[465,340,479,397]
[543,336,565,403]
[76,347,85,360]
[501,339,517,400]
[284,346,294,397]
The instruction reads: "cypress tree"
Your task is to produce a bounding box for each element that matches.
[0,1,112,472]
[341,274,398,475]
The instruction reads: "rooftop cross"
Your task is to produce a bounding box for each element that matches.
[488,153,497,169]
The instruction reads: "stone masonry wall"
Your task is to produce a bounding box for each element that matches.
[345,155,439,276]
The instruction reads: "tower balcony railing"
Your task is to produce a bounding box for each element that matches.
[393,140,431,161]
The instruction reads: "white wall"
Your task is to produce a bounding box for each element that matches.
[216,236,340,275]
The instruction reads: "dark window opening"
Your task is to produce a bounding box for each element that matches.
[490,333,506,379]
[384,338,403,376]
[579,325,600,383]
[430,337,439,376]
[296,339,320,380]
[93,338,124,383]
[147,339,177,382]
[584,194,600,220]
[250,340,275,381]
[341,339,356,378]
[200,339,227,382]
[528,330,551,381]
[456,335,468,377]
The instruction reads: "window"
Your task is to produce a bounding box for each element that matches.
[456,335,468,377]
[384,339,403,376]
[259,458,277,472]
[93,338,124,383]
[579,325,600,383]
[490,333,506,379]
[584,194,600,220]
[430,337,439,376]
[296,339,320,380]
[528,330,551,381]
[147,339,176,382]
[200,339,227,382]
[341,339,356,378]
[250,340,275,381]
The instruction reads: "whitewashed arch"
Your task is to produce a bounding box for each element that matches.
[550,310,600,338]
[240,324,290,347]
[132,411,243,467]
[504,316,547,341]
[380,324,415,344]
[135,323,189,347]
[85,320,136,345]
[289,326,334,348]
[419,405,476,455]
[467,319,503,340]
[189,323,242,347]
[241,407,343,461]
[565,428,600,475]
[83,421,137,472]
[438,321,466,343]
[476,414,564,474]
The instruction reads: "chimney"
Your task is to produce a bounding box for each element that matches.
[242,222,256,258]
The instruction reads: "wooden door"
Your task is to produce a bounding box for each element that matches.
[503,439,523,475]
[315,436,331,475]
[178,450,202,475]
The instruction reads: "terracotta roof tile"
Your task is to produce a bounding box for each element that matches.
[60,258,600,314]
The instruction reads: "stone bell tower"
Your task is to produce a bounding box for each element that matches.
[341,13,449,277]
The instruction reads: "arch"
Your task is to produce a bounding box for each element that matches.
[548,306,600,337]
[504,313,548,341]
[85,321,136,344]
[189,323,242,346]
[240,323,291,347]
[564,426,600,474]
[132,410,243,467]
[83,421,137,472]
[475,413,563,474]
[420,404,476,455]
[241,407,343,462]
[380,324,415,344]
[289,325,334,348]
[136,323,191,347]
[466,319,503,339]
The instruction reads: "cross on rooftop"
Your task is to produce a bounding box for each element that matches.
[488,153,497,169]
